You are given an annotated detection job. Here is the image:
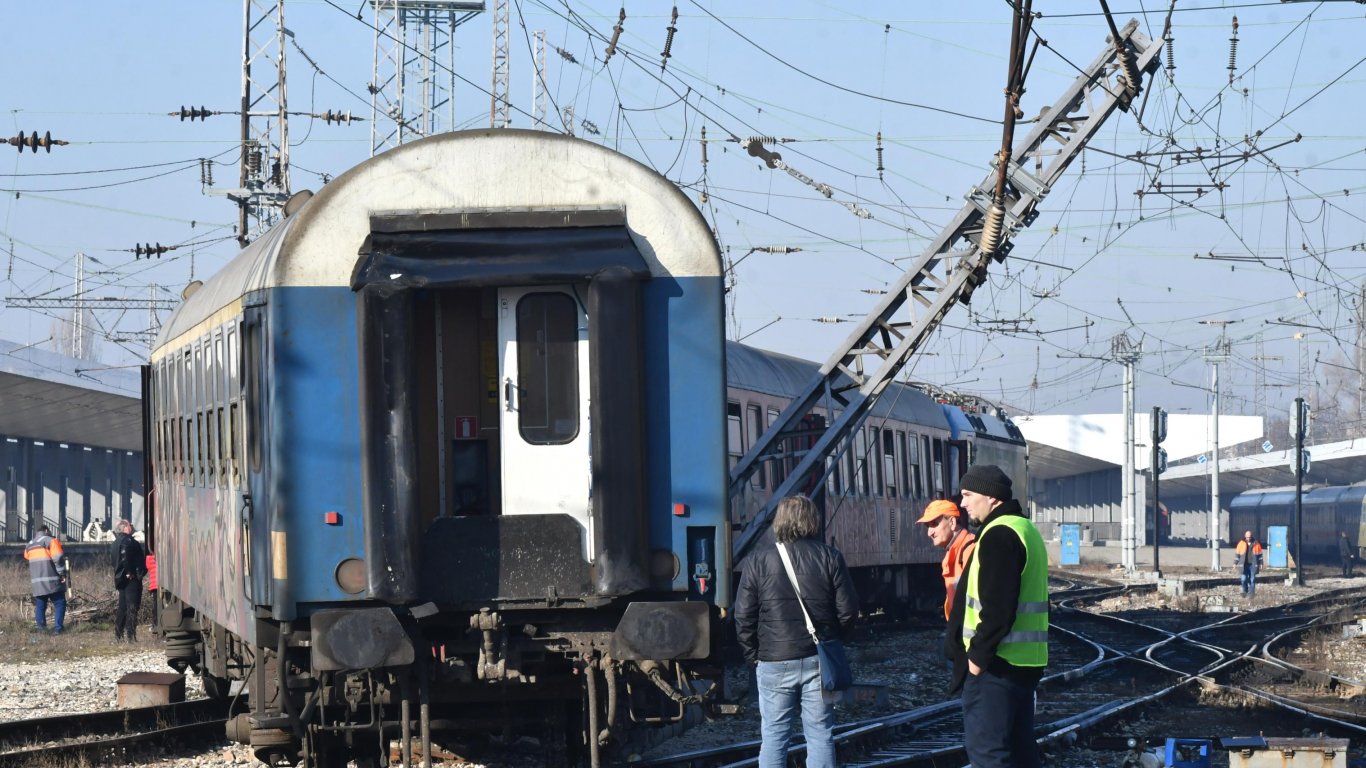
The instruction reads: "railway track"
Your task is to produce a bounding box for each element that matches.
[643,585,1366,768]
[0,697,239,768]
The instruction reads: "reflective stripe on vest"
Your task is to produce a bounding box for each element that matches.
[961,514,1049,667]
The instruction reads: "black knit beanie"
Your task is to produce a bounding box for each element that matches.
[960,464,1013,502]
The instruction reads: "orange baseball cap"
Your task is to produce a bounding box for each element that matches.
[915,499,961,524]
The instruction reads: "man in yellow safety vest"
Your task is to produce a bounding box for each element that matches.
[945,465,1048,768]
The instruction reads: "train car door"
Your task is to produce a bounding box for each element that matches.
[496,286,593,558]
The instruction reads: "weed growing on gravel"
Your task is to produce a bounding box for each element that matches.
[0,561,156,664]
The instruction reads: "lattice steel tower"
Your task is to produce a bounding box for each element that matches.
[370,1,486,156]
[490,0,510,127]
[532,30,547,129]
[238,0,291,245]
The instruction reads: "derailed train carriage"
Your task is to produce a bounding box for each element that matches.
[724,342,1027,614]
[145,130,730,767]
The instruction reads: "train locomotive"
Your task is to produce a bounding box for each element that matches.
[145,130,729,767]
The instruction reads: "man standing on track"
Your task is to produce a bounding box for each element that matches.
[946,465,1048,768]
[1339,531,1356,578]
[1235,530,1263,598]
[24,524,67,635]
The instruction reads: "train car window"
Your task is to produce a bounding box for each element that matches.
[515,293,580,445]
[163,420,172,483]
[196,411,205,487]
[767,407,785,488]
[826,454,842,496]
[194,343,204,486]
[217,407,227,486]
[244,315,263,474]
[181,351,191,482]
[746,405,765,489]
[854,429,869,496]
[883,430,898,499]
[869,427,883,497]
[907,431,917,497]
[228,402,239,484]
[213,338,222,483]
[206,408,217,485]
[726,402,742,469]
[932,438,945,497]
[227,327,238,393]
[921,435,932,497]
[841,441,854,497]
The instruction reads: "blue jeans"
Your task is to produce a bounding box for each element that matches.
[35,591,66,632]
[1241,564,1258,596]
[756,655,836,768]
[962,668,1040,768]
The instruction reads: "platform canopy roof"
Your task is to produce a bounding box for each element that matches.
[0,338,142,452]
[1017,413,1265,480]
[1016,412,1366,498]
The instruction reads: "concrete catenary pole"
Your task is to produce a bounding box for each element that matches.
[1210,360,1221,571]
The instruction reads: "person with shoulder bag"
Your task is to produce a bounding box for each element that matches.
[734,495,859,768]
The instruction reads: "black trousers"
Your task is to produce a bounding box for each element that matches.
[114,579,143,640]
[962,668,1040,768]
[1343,557,1355,578]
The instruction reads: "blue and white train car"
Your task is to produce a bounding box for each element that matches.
[147,130,728,767]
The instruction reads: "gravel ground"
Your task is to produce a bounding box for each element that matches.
[3,575,1361,767]
[1083,573,1360,613]
[0,640,490,767]
[641,624,954,759]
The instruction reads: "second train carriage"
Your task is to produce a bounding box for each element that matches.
[724,341,1028,612]
[147,129,729,767]
[1229,484,1366,564]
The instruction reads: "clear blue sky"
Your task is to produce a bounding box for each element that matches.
[4,1,1365,429]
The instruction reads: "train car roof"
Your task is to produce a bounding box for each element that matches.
[155,130,721,355]
[943,405,1026,445]
[1231,484,1366,508]
[725,341,948,429]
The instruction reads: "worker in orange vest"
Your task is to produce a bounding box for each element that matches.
[917,499,976,621]
[1235,530,1264,598]
[24,524,67,634]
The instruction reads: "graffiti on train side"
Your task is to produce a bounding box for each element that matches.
[162,482,246,637]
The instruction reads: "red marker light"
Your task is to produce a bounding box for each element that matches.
[324,511,341,525]
[673,503,688,517]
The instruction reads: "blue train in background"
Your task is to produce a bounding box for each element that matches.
[146,130,729,767]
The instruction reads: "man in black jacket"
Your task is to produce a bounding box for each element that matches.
[112,519,148,642]
[945,465,1049,768]
[734,495,858,768]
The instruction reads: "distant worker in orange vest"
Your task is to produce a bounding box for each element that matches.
[24,524,67,634]
[917,499,976,621]
[1235,530,1264,598]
